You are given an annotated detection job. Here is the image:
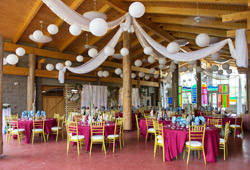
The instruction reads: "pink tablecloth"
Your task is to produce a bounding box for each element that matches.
[163,126,220,162]
[139,119,171,139]
[77,123,115,151]
[115,112,139,127]
[17,118,56,144]
[204,116,242,125]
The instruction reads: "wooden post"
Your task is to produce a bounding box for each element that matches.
[196,60,202,109]
[172,64,179,109]
[27,54,36,111]
[248,63,250,130]
[123,31,132,130]
[0,36,3,155]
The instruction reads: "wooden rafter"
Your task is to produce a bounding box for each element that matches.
[222,11,250,22]
[37,58,46,69]
[12,0,43,44]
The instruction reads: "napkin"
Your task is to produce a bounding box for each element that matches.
[199,116,205,123]
[195,117,200,125]
[150,110,154,117]
[172,116,176,124]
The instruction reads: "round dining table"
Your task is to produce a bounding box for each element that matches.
[163,125,220,162]
[115,112,140,127]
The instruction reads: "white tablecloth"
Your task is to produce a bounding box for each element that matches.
[2,104,11,133]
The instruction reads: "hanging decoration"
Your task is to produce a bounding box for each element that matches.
[46,64,54,71]
[29,21,52,43]
[15,47,25,56]
[6,54,19,65]
[115,68,122,75]
[76,55,84,62]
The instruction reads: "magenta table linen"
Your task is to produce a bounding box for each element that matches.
[115,112,138,127]
[163,126,220,162]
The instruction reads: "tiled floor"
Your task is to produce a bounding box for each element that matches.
[0,130,250,170]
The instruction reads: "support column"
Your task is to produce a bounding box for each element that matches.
[248,63,250,130]
[27,54,36,111]
[0,36,4,155]
[123,31,132,130]
[196,60,202,109]
[172,64,179,109]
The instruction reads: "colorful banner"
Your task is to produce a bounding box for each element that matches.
[202,84,207,104]
[178,86,182,107]
[218,85,229,93]
[207,85,218,91]
[191,85,197,104]
[218,94,229,107]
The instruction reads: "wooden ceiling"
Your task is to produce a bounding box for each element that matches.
[1,0,249,71]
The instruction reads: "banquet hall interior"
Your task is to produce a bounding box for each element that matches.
[0,0,250,169]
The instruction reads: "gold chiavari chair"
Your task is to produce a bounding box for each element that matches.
[11,113,18,120]
[8,118,25,144]
[212,115,223,134]
[106,120,122,153]
[230,113,244,138]
[206,118,219,126]
[4,116,11,142]
[220,122,230,160]
[74,115,82,122]
[48,115,64,142]
[135,114,140,140]
[183,124,206,165]
[32,117,46,144]
[89,121,106,155]
[145,118,155,142]
[154,123,165,162]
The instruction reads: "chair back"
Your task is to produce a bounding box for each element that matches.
[146,118,154,129]
[9,119,19,131]
[224,122,230,142]
[188,124,206,145]
[33,117,45,130]
[90,121,105,137]
[135,114,139,129]
[157,123,164,139]
[74,115,82,122]
[54,113,60,119]
[4,116,10,129]
[207,118,219,126]
[11,113,18,120]
[212,116,222,125]
[114,120,122,136]
[153,120,159,135]
[67,121,79,137]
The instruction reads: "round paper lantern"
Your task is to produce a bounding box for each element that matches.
[104,46,115,56]
[131,73,136,79]
[47,24,59,35]
[76,55,84,62]
[147,56,155,64]
[167,42,180,54]
[170,64,176,70]
[6,54,19,65]
[158,64,165,69]
[143,46,153,55]
[103,71,109,77]
[145,75,150,80]
[181,66,188,72]
[89,18,108,36]
[218,69,223,75]
[188,67,193,72]
[88,48,98,58]
[211,65,219,71]
[227,69,232,74]
[33,30,43,40]
[211,53,220,61]
[222,63,229,70]
[115,68,122,75]
[196,66,203,73]
[46,64,54,71]
[129,2,145,18]
[188,60,196,65]
[3,58,7,65]
[120,48,129,56]
[139,72,145,77]
[195,33,210,47]
[120,73,123,78]
[65,60,72,67]
[154,74,159,78]
[150,68,155,74]
[69,24,81,36]
[15,47,25,56]
[134,59,142,67]
[97,71,103,77]
[56,63,64,70]
[159,58,167,65]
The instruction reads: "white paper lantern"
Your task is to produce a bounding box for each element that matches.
[88,48,98,58]
[120,73,123,78]
[129,2,145,18]
[134,59,142,67]
[154,74,159,78]
[218,69,223,75]
[170,64,176,70]
[6,54,19,65]
[69,24,81,36]
[56,63,64,70]
[47,24,59,35]
[211,53,220,61]
[145,75,150,80]
[222,63,230,70]
[89,18,108,36]
[104,46,115,56]
[188,67,193,72]
[15,47,25,56]
[65,60,72,67]
[97,71,103,77]
[150,68,155,74]
[227,69,232,74]
[147,56,155,64]
[103,71,109,77]
[131,73,136,79]
[120,48,129,56]
[196,66,203,73]
[46,64,54,71]
[159,58,167,65]
[167,42,180,54]
[115,68,122,75]
[76,55,84,62]
[139,72,145,77]
[181,66,188,72]
[211,65,219,71]
[3,58,7,65]
[143,46,153,55]
[158,64,166,69]
[195,33,210,47]
[33,30,43,40]
[188,60,196,65]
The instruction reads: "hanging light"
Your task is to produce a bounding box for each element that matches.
[56,63,64,70]
[167,42,180,54]
[148,56,155,64]
[15,47,25,56]
[47,24,59,35]
[134,59,142,67]
[195,33,210,47]
[76,55,84,62]
[129,2,145,18]
[115,68,122,75]
[46,64,54,71]
[29,21,52,43]
[69,24,82,36]
[6,54,19,65]
[143,46,153,55]
[65,60,72,67]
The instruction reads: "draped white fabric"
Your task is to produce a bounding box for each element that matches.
[237,77,242,115]
[42,0,126,31]
[81,85,107,109]
[236,29,248,68]
[2,104,11,133]
[202,70,238,80]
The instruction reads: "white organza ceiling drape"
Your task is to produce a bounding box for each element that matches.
[236,29,248,68]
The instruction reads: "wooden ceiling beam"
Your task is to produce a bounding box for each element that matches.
[222,11,250,22]
[151,16,246,30]
[37,58,46,69]
[38,0,86,49]
[58,4,111,52]
[12,0,43,44]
